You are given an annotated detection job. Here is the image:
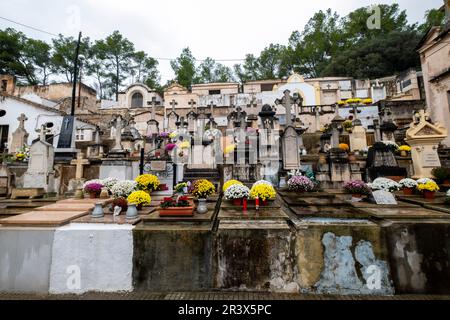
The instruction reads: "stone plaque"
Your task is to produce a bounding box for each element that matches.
[372,190,397,205]
[421,150,441,168]
[150,161,166,171]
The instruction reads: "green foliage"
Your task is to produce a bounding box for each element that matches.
[170,47,197,88]
[418,8,446,34]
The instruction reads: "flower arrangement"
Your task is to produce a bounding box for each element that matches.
[343,120,353,131]
[252,180,273,187]
[112,197,128,212]
[343,180,371,195]
[337,100,346,106]
[362,98,373,105]
[83,181,104,195]
[417,179,440,192]
[222,179,243,192]
[191,179,215,198]
[135,174,160,192]
[174,182,189,194]
[339,143,350,151]
[250,183,276,201]
[287,175,315,192]
[165,143,177,151]
[399,178,417,189]
[127,190,151,206]
[159,132,170,139]
[169,131,178,139]
[101,177,119,192]
[398,145,411,152]
[431,167,450,184]
[110,180,137,198]
[180,141,190,149]
[160,196,191,208]
[13,145,30,161]
[224,144,236,155]
[345,98,362,104]
[382,141,399,152]
[224,184,250,200]
[370,177,401,192]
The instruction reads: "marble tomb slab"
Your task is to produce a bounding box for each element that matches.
[361,207,450,219]
[347,200,418,209]
[290,206,369,219]
[397,195,447,206]
[0,210,89,227]
[218,207,289,221]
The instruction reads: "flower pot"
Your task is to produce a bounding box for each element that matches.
[261,199,269,206]
[232,198,243,206]
[402,187,414,195]
[89,192,99,199]
[158,206,194,217]
[137,203,143,210]
[400,150,408,157]
[126,204,139,219]
[423,191,436,200]
[352,194,362,198]
[196,198,208,214]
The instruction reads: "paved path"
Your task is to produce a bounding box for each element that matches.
[1,292,450,300]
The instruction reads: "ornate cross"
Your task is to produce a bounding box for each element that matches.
[18,113,28,129]
[170,99,178,112]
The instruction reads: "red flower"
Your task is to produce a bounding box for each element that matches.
[179,196,188,201]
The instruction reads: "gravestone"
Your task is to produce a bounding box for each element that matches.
[372,190,397,205]
[349,119,367,152]
[405,110,448,178]
[68,153,89,194]
[282,126,300,170]
[23,127,55,193]
[10,113,29,153]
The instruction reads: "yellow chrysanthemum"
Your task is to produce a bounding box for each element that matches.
[180,141,190,149]
[135,174,160,192]
[127,190,151,205]
[398,145,411,152]
[339,143,349,151]
[222,180,243,192]
[417,181,439,192]
[192,179,215,198]
[224,144,236,155]
[249,184,276,201]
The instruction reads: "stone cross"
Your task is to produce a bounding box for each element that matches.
[247,96,257,109]
[372,119,381,142]
[349,104,361,120]
[170,99,178,112]
[207,101,216,118]
[71,152,89,179]
[38,124,49,142]
[188,99,196,112]
[94,127,101,144]
[276,90,302,127]
[149,97,160,121]
[18,113,28,129]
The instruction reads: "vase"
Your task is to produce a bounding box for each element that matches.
[400,150,408,157]
[196,198,208,214]
[91,203,104,218]
[158,206,194,217]
[402,187,414,195]
[126,204,139,219]
[232,198,243,206]
[423,191,436,200]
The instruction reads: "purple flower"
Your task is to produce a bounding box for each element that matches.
[343,180,370,195]
[84,182,104,193]
[287,175,314,192]
[165,143,176,151]
[159,132,170,138]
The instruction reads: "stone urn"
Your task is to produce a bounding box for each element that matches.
[196,199,208,214]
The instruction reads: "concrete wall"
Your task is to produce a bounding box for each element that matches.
[0,228,55,293]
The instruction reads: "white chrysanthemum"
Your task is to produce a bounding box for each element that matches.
[110,180,137,198]
[224,184,250,200]
[399,178,417,188]
[417,178,435,184]
[252,180,273,187]
[101,177,119,191]
[370,177,401,192]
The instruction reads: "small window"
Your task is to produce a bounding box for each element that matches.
[209,90,220,95]
[76,129,84,141]
[261,84,274,92]
[131,92,143,108]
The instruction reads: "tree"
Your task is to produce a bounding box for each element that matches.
[418,8,446,34]
[23,38,53,85]
[130,51,160,89]
[95,31,135,101]
[51,34,90,83]
[170,47,197,88]
[214,64,234,83]
[257,44,290,79]
[197,57,234,83]
[233,54,260,83]
[85,43,109,99]
[321,30,421,79]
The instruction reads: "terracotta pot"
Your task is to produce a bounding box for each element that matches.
[89,192,99,199]
[232,198,243,206]
[137,203,143,210]
[158,206,194,217]
[352,194,362,198]
[402,187,414,195]
[261,199,269,206]
[423,191,436,200]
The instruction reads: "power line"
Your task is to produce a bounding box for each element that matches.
[0,15,246,63]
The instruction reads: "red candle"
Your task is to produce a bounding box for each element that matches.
[255,197,259,210]
[243,198,248,211]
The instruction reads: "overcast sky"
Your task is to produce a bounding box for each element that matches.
[0,0,444,85]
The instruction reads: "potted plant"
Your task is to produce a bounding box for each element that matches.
[127,190,151,210]
[339,143,350,152]
[135,174,160,193]
[431,167,450,185]
[369,177,401,193]
[249,183,276,205]
[399,178,417,195]
[343,120,353,133]
[287,175,315,192]
[83,180,104,199]
[110,180,137,198]
[382,141,399,153]
[222,179,243,193]
[111,197,128,212]
[398,145,411,157]
[224,184,250,205]
[343,180,371,198]
[417,178,440,199]
[158,196,194,216]
[101,177,119,195]
[191,179,216,214]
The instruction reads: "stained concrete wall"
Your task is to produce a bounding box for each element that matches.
[384,221,450,294]
[0,228,55,293]
[133,226,212,291]
[49,223,134,294]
